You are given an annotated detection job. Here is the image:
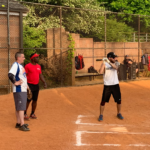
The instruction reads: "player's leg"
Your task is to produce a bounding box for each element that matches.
[117,101,121,114]
[112,84,124,120]
[98,86,111,121]
[15,110,29,129]
[30,90,39,119]
[14,92,30,131]
[19,110,25,126]
[24,99,31,120]
[100,103,105,116]
[15,111,20,124]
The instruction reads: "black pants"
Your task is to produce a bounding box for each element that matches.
[27,83,39,102]
[101,84,121,103]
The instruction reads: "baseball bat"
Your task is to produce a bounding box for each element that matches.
[96,59,102,61]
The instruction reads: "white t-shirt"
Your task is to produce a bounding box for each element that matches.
[9,62,27,93]
[103,62,119,85]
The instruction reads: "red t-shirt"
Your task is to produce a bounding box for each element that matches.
[25,63,42,85]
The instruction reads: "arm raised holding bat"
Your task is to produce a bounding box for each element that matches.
[104,58,118,70]
[99,57,118,74]
[99,63,105,74]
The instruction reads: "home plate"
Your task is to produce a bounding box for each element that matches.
[110,127,128,132]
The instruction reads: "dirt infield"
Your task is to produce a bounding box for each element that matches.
[0,80,150,150]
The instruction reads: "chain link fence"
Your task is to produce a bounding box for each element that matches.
[0,0,150,94]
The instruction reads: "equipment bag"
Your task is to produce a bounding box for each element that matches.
[88,66,98,73]
[75,55,85,70]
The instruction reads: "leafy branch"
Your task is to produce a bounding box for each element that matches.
[66,34,75,75]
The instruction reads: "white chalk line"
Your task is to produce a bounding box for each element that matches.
[75,115,150,147]
[76,131,150,147]
[76,131,82,146]
[76,144,150,147]
[80,130,150,135]
[77,115,95,118]
[76,115,131,127]
[76,143,121,146]
[76,115,150,128]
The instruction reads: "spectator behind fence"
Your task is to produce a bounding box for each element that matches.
[123,55,133,69]
[123,55,138,76]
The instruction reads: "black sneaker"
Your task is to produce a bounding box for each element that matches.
[15,123,29,128]
[19,124,30,131]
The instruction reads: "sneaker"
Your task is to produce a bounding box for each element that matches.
[117,113,124,120]
[19,124,30,131]
[30,114,37,119]
[98,115,103,121]
[24,114,29,120]
[15,123,29,128]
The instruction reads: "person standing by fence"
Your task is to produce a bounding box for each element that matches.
[24,53,47,120]
[8,52,30,131]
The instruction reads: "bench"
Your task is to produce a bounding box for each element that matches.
[75,73,102,81]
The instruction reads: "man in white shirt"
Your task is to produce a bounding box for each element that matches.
[8,52,30,131]
[98,52,124,121]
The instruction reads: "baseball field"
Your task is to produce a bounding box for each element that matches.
[0,80,150,150]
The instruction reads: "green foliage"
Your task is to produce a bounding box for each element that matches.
[19,0,105,34]
[23,25,46,64]
[98,0,150,31]
[21,0,136,46]
[23,4,60,30]
[66,34,75,75]
[98,0,150,15]
[80,16,134,42]
[62,0,104,34]
[99,18,134,42]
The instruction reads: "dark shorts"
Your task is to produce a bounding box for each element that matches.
[28,83,39,102]
[101,84,121,103]
[13,92,27,111]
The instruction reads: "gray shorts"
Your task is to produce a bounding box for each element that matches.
[13,92,27,111]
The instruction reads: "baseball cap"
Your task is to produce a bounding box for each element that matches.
[107,52,117,58]
[30,53,40,60]
[125,55,129,57]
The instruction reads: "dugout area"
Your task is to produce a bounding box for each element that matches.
[0,80,150,150]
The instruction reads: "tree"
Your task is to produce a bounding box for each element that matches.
[19,0,104,34]
[97,0,150,32]
[99,18,134,42]
[82,17,134,42]
[23,25,46,64]
[97,0,150,15]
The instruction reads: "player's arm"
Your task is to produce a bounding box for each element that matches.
[128,59,133,64]
[39,74,47,88]
[8,73,22,86]
[8,63,22,86]
[99,63,105,74]
[109,62,118,70]
[103,58,118,70]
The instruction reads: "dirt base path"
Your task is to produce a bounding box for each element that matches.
[0,80,150,150]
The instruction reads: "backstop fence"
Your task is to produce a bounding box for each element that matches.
[0,0,150,94]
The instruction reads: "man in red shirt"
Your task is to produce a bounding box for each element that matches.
[24,53,47,119]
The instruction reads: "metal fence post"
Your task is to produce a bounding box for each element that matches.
[104,12,107,57]
[138,15,140,79]
[7,0,11,93]
[146,33,148,42]
[19,11,23,53]
[60,7,63,86]
[133,32,135,42]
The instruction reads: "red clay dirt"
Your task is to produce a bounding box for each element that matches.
[0,80,150,150]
